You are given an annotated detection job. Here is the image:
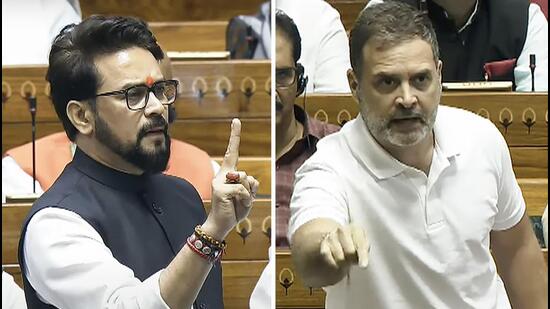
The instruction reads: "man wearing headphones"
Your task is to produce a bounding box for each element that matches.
[275,10,340,248]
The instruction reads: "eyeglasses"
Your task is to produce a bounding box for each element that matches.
[95,79,179,111]
[276,67,298,88]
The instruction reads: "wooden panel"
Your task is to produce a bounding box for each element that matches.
[304,93,548,147]
[510,147,548,179]
[150,21,227,52]
[2,118,270,156]
[520,178,548,216]
[2,199,271,265]
[204,199,271,261]
[329,1,368,31]
[276,249,325,308]
[213,157,271,196]
[2,261,268,309]
[2,61,270,123]
[1,205,28,265]
[222,260,268,309]
[80,0,266,22]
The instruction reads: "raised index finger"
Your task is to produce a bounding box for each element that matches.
[220,118,241,172]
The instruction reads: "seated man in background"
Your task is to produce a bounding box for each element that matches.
[2,56,219,202]
[368,0,548,91]
[19,15,258,308]
[289,2,547,308]
[275,10,340,248]
[2,0,81,65]
[276,0,351,93]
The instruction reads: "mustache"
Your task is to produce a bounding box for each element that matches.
[391,108,426,122]
[137,116,168,140]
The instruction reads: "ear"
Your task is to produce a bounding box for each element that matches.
[347,69,361,104]
[66,100,95,136]
[437,60,443,82]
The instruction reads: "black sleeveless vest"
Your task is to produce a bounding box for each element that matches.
[400,0,530,86]
[18,149,224,309]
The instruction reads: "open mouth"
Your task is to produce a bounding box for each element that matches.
[145,127,166,135]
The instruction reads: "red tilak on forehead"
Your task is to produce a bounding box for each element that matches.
[145,76,154,86]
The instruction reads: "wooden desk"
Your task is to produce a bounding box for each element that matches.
[328,1,368,31]
[81,0,266,22]
[150,21,227,52]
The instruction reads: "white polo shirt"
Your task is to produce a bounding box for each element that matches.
[289,105,525,309]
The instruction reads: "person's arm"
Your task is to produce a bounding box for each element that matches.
[491,212,548,308]
[514,3,548,91]
[159,118,259,308]
[291,219,368,287]
[311,2,352,93]
[488,123,547,308]
[2,156,44,203]
[24,208,172,309]
[288,162,368,287]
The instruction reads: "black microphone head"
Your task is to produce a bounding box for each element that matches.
[28,97,37,113]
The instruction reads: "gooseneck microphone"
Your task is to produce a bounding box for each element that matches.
[529,54,536,92]
[28,96,37,193]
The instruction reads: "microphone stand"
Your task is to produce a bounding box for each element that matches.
[529,54,536,92]
[28,97,37,193]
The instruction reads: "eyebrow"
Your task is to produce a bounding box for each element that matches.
[373,69,432,79]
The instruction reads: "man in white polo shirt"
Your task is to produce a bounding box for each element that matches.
[288,2,548,309]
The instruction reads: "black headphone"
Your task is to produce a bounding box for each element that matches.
[296,63,308,97]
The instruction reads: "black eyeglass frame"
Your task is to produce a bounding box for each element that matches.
[276,67,299,89]
[94,79,179,111]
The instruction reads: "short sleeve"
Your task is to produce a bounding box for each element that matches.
[288,161,350,244]
[492,132,526,231]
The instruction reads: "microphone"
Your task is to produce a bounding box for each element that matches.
[529,54,536,92]
[28,96,37,193]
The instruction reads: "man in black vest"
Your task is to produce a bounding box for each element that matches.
[368,0,548,91]
[18,16,259,309]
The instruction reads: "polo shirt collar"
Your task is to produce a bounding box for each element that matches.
[72,148,150,192]
[345,106,461,180]
[433,106,461,159]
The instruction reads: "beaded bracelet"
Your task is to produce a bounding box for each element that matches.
[186,225,226,263]
[194,225,227,249]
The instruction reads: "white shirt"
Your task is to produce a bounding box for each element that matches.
[289,106,525,309]
[24,208,172,309]
[276,0,351,93]
[367,0,548,91]
[542,204,548,248]
[249,247,274,309]
[2,271,27,309]
[2,0,81,65]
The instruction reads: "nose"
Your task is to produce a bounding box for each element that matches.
[144,91,165,116]
[395,82,418,109]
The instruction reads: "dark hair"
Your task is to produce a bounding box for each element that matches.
[275,10,302,64]
[46,15,164,141]
[349,1,439,79]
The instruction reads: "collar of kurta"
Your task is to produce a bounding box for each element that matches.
[72,148,151,193]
